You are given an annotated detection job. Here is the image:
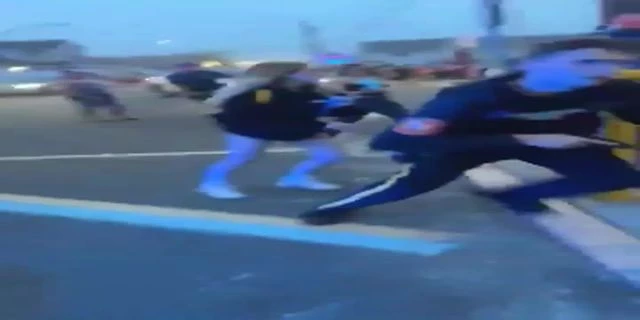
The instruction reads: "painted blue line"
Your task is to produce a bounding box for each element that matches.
[0,200,458,256]
[623,269,640,285]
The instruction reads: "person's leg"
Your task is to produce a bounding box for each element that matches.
[487,148,640,213]
[299,154,479,225]
[104,94,137,120]
[75,100,98,120]
[277,138,343,190]
[198,133,266,199]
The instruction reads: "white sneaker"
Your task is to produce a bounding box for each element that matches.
[196,183,247,199]
[276,175,341,191]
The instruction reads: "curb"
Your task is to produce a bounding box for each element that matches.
[465,164,640,288]
[571,198,640,241]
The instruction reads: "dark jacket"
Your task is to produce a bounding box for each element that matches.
[370,74,640,154]
[214,84,329,141]
[167,70,229,100]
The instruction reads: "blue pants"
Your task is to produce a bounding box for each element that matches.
[315,147,640,211]
[201,133,342,185]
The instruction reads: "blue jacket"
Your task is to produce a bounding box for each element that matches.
[370,74,640,154]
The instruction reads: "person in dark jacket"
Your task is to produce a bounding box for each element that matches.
[61,71,136,121]
[299,38,640,225]
[197,70,379,199]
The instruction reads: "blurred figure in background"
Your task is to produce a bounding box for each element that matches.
[165,69,230,102]
[60,70,137,121]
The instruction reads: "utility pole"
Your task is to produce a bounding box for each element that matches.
[481,0,507,68]
[298,21,326,62]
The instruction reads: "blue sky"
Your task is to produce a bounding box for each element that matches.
[0,0,599,58]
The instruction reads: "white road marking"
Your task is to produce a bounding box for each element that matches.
[465,165,640,287]
[0,139,393,162]
[0,193,461,256]
[0,148,302,162]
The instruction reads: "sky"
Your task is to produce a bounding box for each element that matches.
[0,0,600,59]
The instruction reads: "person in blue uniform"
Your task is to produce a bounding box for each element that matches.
[298,38,640,225]
[61,71,137,121]
[197,68,402,199]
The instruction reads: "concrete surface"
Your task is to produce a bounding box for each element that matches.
[0,86,638,320]
[494,160,640,239]
[579,200,640,239]
[471,161,640,288]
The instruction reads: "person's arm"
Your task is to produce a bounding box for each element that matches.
[203,77,268,107]
[370,125,522,153]
[322,105,368,122]
[446,112,602,135]
[353,95,408,120]
[369,86,525,153]
[321,99,404,134]
[411,84,489,121]
[371,116,604,154]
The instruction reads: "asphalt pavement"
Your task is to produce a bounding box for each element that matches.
[0,85,638,320]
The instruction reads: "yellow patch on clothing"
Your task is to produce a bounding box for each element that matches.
[254,89,272,104]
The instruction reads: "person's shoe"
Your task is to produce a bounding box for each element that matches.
[79,112,99,121]
[473,189,549,215]
[196,183,247,199]
[298,207,355,225]
[276,175,341,191]
[110,115,139,121]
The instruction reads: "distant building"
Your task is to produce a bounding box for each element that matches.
[80,53,233,70]
[358,34,590,65]
[601,0,640,24]
[0,40,84,66]
[359,38,455,65]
